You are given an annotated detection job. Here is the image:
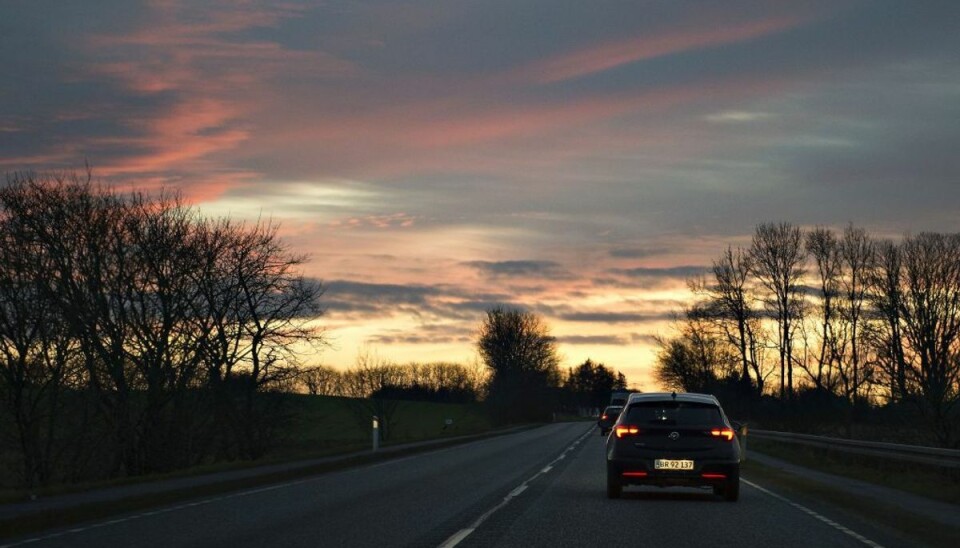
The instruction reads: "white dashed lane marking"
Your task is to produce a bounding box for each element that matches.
[438,427,594,548]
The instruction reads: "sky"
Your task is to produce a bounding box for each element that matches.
[2,0,959,388]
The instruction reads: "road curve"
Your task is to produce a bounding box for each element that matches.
[0,423,920,547]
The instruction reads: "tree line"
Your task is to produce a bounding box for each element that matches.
[299,358,485,404]
[299,309,626,437]
[655,222,960,447]
[0,172,323,488]
[297,356,487,442]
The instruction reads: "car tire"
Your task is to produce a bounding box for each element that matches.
[606,465,622,499]
[723,471,740,502]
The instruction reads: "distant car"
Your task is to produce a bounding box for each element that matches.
[609,390,631,407]
[597,405,623,436]
[605,392,741,501]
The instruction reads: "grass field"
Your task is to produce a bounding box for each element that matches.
[276,394,495,457]
[0,394,496,503]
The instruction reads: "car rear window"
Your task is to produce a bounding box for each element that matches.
[624,401,722,426]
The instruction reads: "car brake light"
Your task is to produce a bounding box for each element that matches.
[710,428,735,441]
[615,425,640,438]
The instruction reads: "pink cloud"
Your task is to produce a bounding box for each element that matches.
[107,170,260,205]
[518,16,808,84]
[252,68,794,183]
[75,0,359,201]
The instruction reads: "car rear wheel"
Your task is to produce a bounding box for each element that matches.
[606,465,622,499]
[723,471,740,502]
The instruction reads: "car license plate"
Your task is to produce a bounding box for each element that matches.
[654,459,694,470]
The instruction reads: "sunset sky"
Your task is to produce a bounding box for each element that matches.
[2,1,959,388]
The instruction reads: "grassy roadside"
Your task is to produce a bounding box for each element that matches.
[746,437,960,504]
[0,395,494,504]
[0,423,540,541]
[742,459,960,548]
[283,394,495,447]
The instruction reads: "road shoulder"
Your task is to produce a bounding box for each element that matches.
[745,451,960,548]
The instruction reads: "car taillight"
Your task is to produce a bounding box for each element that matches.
[601,414,608,420]
[710,428,735,441]
[615,425,640,438]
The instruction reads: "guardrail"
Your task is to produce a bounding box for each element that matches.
[747,429,960,468]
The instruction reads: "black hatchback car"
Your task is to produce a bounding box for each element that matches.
[597,405,623,436]
[605,392,741,501]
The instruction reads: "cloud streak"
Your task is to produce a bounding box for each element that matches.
[519,15,809,84]
[464,260,574,280]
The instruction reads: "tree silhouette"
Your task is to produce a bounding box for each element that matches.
[750,222,806,401]
[477,306,560,423]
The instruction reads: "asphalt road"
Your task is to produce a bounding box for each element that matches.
[1,423,921,547]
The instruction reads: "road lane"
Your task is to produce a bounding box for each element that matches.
[2,423,927,547]
[1,423,591,548]
[458,430,914,548]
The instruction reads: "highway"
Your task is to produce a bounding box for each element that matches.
[1,423,920,547]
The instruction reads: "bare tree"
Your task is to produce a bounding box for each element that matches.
[2,173,146,474]
[896,233,960,446]
[867,240,908,401]
[654,308,739,393]
[750,222,806,401]
[804,226,842,393]
[837,224,876,406]
[299,365,343,396]
[204,220,325,459]
[340,350,406,441]
[0,180,82,487]
[697,246,764,396]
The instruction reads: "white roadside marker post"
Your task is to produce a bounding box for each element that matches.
[372,415,380,452]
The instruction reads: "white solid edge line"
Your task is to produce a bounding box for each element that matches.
[742,478,885,548]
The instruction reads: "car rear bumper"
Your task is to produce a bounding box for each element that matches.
[607,457,739,487]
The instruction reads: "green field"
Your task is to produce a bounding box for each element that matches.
[275,394,495,457]
[0,394,497,503]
